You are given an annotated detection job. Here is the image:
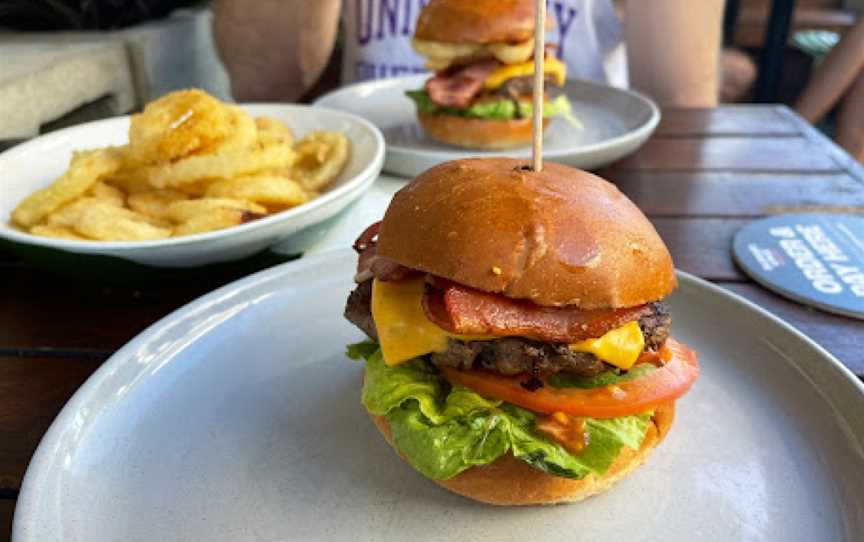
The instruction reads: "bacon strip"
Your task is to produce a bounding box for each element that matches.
[425,60,501,108]
[423,280,652,343]
[353,221,417,283]
[353,221,381,253]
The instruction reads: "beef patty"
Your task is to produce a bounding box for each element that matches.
[345,279,378,341]
[344,279,671,377]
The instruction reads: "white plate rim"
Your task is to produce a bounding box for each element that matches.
[314,74,661,160]
[13,248,864,539]
[0,104,385,252]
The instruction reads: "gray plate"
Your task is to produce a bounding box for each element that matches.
[14,250,864,541]
[315,75,659,177]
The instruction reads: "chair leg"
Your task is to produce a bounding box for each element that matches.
[754,0,797,103]
[723,0,741,46]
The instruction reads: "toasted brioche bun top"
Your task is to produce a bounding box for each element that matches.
[377,158,677,309]
[415,0,536,44]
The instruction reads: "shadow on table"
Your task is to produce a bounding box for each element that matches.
[0,239,300,289]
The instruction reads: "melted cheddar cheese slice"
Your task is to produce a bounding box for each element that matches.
[371,276,644,369]
[372,277,453,365]
[484,56,567,90]
[569,321,645,370]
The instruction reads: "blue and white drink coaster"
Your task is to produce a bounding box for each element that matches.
[733,213,864,320]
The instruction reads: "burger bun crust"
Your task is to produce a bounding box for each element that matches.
[418,113,549,150]
[414,0,536,44]
[377,158,677,309]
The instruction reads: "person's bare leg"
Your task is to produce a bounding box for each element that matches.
[835,70,864,162]
[795,18,864,123]
[213,0,341,102]
[720,48,756,102]
[625,0,724,107]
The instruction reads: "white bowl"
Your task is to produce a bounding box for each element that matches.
[0,104,385,268]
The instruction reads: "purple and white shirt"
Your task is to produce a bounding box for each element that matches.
[341,0,627,87]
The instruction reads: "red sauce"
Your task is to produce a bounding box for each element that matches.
[535,412,590,454]
[636,341,674,367]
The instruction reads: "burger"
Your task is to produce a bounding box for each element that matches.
[344,158,699,505]
[406,0,577,150]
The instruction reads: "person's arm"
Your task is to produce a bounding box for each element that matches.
[795,17,864,123]
[624,0,724,107]
[213,0,341,102]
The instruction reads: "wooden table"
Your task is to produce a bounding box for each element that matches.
[2,105,863,538]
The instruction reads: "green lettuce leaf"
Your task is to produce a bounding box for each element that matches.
[350,342,652,481]
[361,347,448,424]
[346,341,379,361]
[405,89,581,127]
[547,363,657,389]
[463,99,518,120]
[517,94,584,128]
[405,89,440,114]
[388,404,512,479]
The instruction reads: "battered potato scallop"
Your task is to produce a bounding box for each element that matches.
[127,89,237,165]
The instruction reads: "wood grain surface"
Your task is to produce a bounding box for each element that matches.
[655,106,801,136]
[0,356,101,493]
[610,137,840,172]
[606,172,864,217]
[0,266,210,355]
[1,499,14,542]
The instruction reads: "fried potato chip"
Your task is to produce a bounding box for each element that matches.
[72,205,172,241]
[30,224,89,240]
[45,197,110,228]
[12,147,124,228]
[290,131,349,192]
[137,143,295,189]
[165,197,267,224]
[204,173,309,206]
[127,89,236,165]
[87,181,125,206]
[172,207,264,236]
[172,179,216,196]
[256,117,294,147]
[45,197,170,229]
[127,189,189,221]
[104,170,155,194]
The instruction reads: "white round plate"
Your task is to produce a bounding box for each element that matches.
[14,250,864,542]
[0,105,384,267]
[315,74,659,177]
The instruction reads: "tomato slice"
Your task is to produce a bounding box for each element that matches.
[439,338,699,418]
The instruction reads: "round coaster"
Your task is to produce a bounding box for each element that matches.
[733,213,864,320]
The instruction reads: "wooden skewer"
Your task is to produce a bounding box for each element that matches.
[531,0,546,172]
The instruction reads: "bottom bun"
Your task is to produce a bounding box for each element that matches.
[369,402,675,506]
[418,112,550,150]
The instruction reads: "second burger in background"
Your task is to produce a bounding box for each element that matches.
[407,0,577,150]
